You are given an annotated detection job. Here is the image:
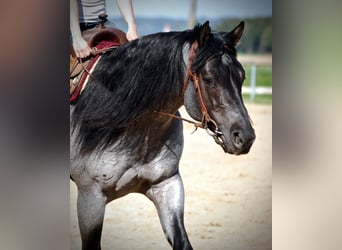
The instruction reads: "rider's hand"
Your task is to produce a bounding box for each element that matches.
[72,36,92,58]
[126,26,138,41]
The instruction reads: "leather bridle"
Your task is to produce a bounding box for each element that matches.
[155,41,227,151]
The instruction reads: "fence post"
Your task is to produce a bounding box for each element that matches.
[250,64,256,102]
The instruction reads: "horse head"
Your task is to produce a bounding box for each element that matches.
[184,21,255,155]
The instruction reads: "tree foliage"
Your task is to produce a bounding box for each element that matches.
[215,17,272,53]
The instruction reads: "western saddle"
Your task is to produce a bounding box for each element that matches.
[70,14,128,103]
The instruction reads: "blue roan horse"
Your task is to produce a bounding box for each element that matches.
[70,21,255,250]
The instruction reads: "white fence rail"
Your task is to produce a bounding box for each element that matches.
[242,63,272,101]
[242,86,272,95]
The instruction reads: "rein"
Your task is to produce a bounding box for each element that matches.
[91,45,119,55]
[78,44,120,74]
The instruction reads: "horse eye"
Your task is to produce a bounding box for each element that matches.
[203,77,214,85]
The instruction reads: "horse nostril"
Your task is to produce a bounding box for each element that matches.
[232,131,244,148]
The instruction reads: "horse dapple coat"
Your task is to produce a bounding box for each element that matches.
[70,21,255,250]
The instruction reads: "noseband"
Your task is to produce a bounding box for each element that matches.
[156,41,227,151]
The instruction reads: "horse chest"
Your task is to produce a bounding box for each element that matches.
[71,147,180,197]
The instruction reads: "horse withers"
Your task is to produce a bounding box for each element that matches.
[70,21,255,250]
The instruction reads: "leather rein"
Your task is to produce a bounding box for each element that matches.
[155,41,225,148]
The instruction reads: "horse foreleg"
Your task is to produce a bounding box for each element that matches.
[77,189,106,250]
[146,173,193,250]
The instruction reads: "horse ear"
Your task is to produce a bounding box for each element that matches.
[225,21,245,47]
[198,21,211,48]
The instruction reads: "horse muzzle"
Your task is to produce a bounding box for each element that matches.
[206,119,229,153]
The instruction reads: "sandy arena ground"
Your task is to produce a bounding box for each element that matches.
[70,103,272,250]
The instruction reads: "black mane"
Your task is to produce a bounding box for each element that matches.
[72,30,195,155]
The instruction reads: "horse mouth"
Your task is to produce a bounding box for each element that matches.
[208,130,229,153]
[206,121,255,155]
[206,122,230,153]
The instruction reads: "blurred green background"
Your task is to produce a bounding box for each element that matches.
[215,18,272,105]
